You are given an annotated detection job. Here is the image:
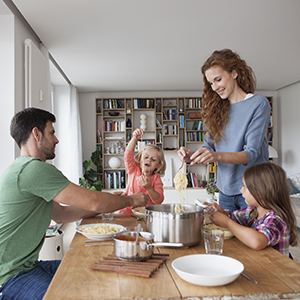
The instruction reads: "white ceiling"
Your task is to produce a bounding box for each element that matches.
[3,0,300,92]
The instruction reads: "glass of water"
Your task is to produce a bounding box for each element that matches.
[101,212,114,222]
[203,229,224,255]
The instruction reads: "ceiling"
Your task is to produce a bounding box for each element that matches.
[2,0,300,92]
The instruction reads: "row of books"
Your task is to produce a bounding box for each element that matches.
[163,124,178,135]
[190,120,204,131]
[103,99,124,109]
[135,140,156,151]
[186,131,205,142]
[163,109,178,120]
[133,98,155,109]
[187,173,199,188]
[186,98,202,109]
[103,120,125,132]
[105,170,126,189]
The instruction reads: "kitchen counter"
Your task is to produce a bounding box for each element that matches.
[43,214,300,300]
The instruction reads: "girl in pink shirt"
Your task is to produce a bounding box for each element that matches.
[119,128,166,214]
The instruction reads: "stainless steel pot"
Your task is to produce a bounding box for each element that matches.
[113,231,183,261]
[145,203,206,247]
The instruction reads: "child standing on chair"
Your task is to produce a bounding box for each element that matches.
[118,128,166,214]
[206,162,298,258]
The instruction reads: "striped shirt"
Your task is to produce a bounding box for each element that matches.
[226,207,290,257]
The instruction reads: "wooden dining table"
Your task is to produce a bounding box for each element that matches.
[43,214,300,300]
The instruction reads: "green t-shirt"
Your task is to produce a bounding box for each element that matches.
[0,156,70,284]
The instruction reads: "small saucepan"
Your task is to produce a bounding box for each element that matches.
[113,231,183,261]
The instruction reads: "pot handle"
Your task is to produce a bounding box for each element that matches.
[151,242,184,247]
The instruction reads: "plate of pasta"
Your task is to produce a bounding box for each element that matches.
[76,223,126,240]
[202,223,234,240]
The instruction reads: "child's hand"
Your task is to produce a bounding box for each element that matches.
[133,128,144,140]
[203,202,225,213]
[208,211,229,228]
[139,174,152,190]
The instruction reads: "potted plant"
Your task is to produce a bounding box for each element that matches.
[79,148,102,191]
[206,181,219,202]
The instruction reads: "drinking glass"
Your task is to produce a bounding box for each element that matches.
[101,212,114,222]
[203,229,224,255]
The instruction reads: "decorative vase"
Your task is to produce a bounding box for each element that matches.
[140,114,147,131]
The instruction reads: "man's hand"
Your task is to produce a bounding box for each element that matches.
[129,191,148,207]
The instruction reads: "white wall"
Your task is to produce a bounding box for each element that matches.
[278,81,300,176]
[0,15,15,175]
[0,11,41,175]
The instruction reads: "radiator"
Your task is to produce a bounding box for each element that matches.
[24,38,52,111]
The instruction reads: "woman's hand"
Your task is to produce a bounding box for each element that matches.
[133,128,144,140]
[190,148,218,165]
[139,174,151,190]
[177,147,194,163]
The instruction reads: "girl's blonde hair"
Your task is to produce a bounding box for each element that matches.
[134,145,166,176]
[201,49,256,143]
[244,163,298,247]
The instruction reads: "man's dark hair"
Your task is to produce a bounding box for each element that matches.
[10,107,56,148]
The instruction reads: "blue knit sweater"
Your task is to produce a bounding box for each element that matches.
[202,94,271,195]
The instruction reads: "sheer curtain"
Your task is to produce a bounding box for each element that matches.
[52,84,83,184]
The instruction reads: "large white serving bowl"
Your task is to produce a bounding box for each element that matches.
[172,254,244,286]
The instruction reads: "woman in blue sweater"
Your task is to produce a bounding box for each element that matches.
[178,49,270,210]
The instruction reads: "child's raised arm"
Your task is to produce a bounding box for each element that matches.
[126,128,144,152]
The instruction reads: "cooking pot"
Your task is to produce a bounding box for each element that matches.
[145,203,209,247]
[113,231,183,261]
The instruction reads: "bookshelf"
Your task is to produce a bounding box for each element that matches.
[95,97,215,190]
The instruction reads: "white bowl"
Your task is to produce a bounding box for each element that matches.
[172,254,244,286]
[76,223,125,240]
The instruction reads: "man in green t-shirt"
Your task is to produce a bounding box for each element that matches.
[0,107,148,300]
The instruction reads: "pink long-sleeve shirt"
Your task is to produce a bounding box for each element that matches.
[119,149,164,214]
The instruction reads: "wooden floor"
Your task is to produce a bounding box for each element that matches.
[290,227,300,263]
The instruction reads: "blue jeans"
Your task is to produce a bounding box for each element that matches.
[0,260,60,300]
[219,191,247,211]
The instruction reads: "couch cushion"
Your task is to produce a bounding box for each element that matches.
[288,174,300,195]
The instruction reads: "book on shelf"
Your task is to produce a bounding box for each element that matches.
[97,129,102,143]
[156,118,162,127]
[267,132,273,141]
[179,115,185,128]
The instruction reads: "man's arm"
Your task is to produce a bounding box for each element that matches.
[52,182,148,223]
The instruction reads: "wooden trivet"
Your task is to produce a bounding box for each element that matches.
[89,253,169,278]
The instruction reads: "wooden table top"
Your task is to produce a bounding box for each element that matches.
[43,214,300,300]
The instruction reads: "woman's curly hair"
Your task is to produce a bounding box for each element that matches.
[201,49,256,143]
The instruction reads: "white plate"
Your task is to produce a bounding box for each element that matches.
[172,254,244,286]
[76,223,126,240]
